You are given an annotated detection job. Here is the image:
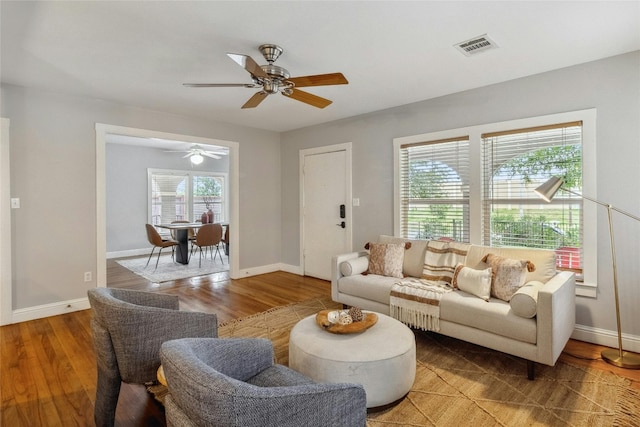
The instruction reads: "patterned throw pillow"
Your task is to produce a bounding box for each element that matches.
[451,264,492,301]
[481,253,536,302]
[422,240,470,285]
[366,242,406,278]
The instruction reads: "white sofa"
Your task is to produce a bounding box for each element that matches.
[331,235,576,379]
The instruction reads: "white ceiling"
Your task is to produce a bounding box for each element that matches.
[2,1,639,133]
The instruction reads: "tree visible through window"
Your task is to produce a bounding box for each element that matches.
[482,122,583,273]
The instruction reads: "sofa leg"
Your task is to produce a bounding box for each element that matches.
[527,360,535,380]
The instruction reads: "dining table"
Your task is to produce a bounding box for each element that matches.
[156,222,203,264]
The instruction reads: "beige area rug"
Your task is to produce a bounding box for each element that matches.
[116,251,229,283]
[149,297,639,426]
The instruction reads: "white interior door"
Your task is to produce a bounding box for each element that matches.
[302,147,351,280]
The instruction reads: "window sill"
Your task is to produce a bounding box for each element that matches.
[576,283,597,298]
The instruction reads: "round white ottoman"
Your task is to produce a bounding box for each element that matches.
[289,311,416,408]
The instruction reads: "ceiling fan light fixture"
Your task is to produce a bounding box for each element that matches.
[190,154,204,165]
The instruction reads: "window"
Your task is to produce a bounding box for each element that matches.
[149,169,227,226]
[394,110,597,296]
[399,137,470,241]
[482,122,583,274]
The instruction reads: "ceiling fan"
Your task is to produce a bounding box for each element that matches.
[183,44,348,109]
[164,144,227,165]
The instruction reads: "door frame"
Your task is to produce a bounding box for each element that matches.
[0,118,11,325]
[95,123,241,285]
[299,142,353,276]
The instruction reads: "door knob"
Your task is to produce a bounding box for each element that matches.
[336,221,346,228]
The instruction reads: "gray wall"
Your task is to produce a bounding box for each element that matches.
[281,51,640,338]
[2,84,280,309]
[3,51,639,341]
[105,143,229,253]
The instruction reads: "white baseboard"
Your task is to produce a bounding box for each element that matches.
[279,263,303,275]
[10,297,91,324]
[235,263,282,278]
[107,248,149,259]
[572,323,640,353]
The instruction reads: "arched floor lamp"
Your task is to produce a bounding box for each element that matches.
[534,176,640,369]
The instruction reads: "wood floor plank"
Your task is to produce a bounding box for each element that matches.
[1,256,638,427]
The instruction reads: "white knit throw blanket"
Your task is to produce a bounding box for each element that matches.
[390,279,453,332]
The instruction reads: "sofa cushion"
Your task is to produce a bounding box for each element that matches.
[466,245,556,284]
[481,253,535,302]
[378,235,428,278]
[510,281,545,318]
[367,242,405,278]
[338,274,398,305]
[340,256,369,277]
[440,291,537,344]
[422,240,471,285]
[451,264,492,301]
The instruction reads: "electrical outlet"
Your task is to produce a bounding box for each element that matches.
[84,272,92,282]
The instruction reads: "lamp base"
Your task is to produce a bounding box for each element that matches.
[601,348,640,369]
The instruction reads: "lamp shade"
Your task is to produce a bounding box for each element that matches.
[534,176,564,202]
[190,154,204,165]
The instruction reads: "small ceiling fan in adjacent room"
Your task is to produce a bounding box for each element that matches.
[164,144,228,165]
[183,44,348,109]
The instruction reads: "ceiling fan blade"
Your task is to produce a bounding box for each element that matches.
[183,83,256,88]
[287,73,348,88]
[241,91,268,109]
[201,152,222,159]
[227,53,268,79]
[182,153,193,158]
[283,88,332,109]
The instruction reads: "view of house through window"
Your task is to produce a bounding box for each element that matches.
[398,121,583,275]
[149,169,227,226]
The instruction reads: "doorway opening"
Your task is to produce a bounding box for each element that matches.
[95,124,240,286]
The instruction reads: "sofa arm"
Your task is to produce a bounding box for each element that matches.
[535,271,576,366]
[331,251,369,302]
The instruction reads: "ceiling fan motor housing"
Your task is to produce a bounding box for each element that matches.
[259,44,283,63]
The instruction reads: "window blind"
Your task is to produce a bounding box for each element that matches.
[482,122,583,273]
[399,137,470,241]
[150,173,188,226]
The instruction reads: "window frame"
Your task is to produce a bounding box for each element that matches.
[394,109,597,297]
[148,168,229,226]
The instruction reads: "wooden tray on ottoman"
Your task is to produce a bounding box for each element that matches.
[315,309,378,334]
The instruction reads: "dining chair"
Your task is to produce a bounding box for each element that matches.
[145,224,179,269]
[191,223,223,267]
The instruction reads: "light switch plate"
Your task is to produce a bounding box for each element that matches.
[352,198,360,207]
[11,198,20,209]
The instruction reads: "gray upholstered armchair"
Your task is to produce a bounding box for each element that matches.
[87,288,218,427]
[160,337,367,427]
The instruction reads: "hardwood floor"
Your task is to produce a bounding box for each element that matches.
[1,257,639,426]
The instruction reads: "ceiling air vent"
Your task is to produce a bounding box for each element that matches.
[454,34,498,56]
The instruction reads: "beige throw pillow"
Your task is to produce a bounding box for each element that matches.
[451,264,492,301]
[482,253,536,302]
[367,242,406,278]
